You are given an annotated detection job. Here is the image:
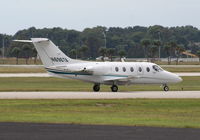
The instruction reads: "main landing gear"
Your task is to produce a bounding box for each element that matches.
[163,84,169,91]
[93,84,119,92]
[93,84,100,92]
[111,85,118,92]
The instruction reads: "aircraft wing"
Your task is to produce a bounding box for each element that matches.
[71,69,93,75]
[103,75,138,82]
[46,66,94,75]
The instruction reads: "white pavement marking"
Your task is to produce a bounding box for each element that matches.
[0,73,50,77]
[162,65,200,67]
[0,73,199,77]
[176,73,200,76]
[0,91,200,99]
[0,65,43,68]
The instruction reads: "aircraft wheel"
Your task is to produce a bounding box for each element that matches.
[93,84,100,92]
[111,85,118,92]
[163,85,169,91]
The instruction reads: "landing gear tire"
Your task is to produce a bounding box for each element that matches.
[111,85,118,92]
[93,84,100,92]
[163,85,169,92]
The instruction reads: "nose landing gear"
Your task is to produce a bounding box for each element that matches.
[163,84,169,91]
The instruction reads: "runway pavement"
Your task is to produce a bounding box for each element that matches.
[0,122,200,140]
[0,91,200,99]
[0,72,199,77]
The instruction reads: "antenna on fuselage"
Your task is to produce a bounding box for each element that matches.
[120,58,125,62]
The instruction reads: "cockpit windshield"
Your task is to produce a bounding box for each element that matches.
[152,65,163,72]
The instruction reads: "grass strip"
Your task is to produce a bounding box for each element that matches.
[0,76,199,91]
[0,99,200,128]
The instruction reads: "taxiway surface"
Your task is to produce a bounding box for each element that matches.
[0,122,199,140]
[0,91,199,99]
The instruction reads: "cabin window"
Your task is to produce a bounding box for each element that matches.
[123,67,126,72]
[130,67,134,72]
[152,65,163,72]
[115,67,119,72]
[138,67,142,72]
[146,67,150,72]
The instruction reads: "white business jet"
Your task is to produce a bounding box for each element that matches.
[14,38,182,92]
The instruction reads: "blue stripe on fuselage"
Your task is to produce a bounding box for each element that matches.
[46,69,128,78]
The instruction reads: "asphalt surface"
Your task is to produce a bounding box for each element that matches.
[0,122,200,140]
[0,91,200,99]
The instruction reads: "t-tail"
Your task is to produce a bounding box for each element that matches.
[14,38,79,67]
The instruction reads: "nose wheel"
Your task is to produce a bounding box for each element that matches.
[93,84,100,92]
[111,85,118,92]
[163,85,169,91]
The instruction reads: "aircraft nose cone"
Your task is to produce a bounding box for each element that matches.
[165,71,183,83]
[176,76,183,83]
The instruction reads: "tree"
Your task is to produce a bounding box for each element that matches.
[149,45,158,62]
[164,44,172,65]
[69,49,77,59]
[197,50,200,63]
[82,27,105,59]
[79,45,88,59]
[141,39,151,61]
[4,25,200,60]
[175,45,185,65]
[32,48,37,64]
[153,40,161,58]
[22,44,32,64]
[107,48,115,61]
[98,47,107,61]
[164,41,177,65]
[11,47,21,64]
[118,49,126,60]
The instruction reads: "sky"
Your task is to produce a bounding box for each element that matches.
[0,0,200,35]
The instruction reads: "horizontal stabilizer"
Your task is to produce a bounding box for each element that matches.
[13,40,32,43]
[13,38,49,43]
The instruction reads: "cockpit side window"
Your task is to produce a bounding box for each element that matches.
[152,65,163,72]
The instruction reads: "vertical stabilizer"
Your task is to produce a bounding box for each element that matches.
[31,38,76,67]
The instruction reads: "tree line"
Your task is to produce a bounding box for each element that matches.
[1,25,200,64]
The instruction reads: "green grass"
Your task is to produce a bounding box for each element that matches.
[0,76,199,91]
[0,58,42,65]
[0,67,46,73]
[0,99,200,128]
